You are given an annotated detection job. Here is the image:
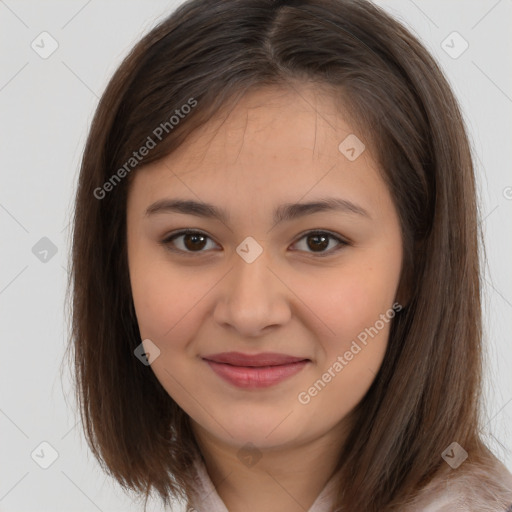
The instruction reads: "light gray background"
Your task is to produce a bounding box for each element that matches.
[1,1,511,511]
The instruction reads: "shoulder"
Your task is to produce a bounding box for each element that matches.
[403,457,512,512]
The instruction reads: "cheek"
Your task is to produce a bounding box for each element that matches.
[129,253,202,345]
[297,274,393,420]
[306,268,394,341]
[300,254,400,403]
[129,259,208,408]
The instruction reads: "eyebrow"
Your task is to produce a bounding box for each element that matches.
[145,196,370,224]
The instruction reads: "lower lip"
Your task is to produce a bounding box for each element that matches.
[204,359,309,389]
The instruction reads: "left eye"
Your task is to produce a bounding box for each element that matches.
[160,229,349,256]
[292,230,348,255]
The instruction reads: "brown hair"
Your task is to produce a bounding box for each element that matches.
[64,0,504,510]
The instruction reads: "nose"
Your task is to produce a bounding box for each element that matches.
[212,248,292,338]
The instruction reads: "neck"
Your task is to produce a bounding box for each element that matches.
[190,420,346,512]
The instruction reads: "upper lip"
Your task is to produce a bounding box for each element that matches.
[203,352,310,367]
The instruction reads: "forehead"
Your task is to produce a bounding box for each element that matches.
[174,84,358,170]
[127,84,388,219]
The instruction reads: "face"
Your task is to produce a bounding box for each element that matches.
[126,85,403,453]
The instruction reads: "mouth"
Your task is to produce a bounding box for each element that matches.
[202,352,311,389]
[202,351,310,366]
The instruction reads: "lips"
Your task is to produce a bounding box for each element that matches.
[202,352,311,389]
[202,352,309,367]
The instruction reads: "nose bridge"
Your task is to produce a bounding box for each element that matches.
[232,244,271,301]
[213,243,290,336]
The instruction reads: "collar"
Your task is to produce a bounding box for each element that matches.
[188,452,340,512]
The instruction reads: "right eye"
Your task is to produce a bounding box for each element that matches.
[160,229,220,254]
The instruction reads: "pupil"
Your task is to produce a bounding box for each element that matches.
[308,234,328,251]
[181,233,329,252]
[184,233,206,251]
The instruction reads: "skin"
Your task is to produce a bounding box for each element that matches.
[126,83,404,512]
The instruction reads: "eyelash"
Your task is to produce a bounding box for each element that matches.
[160,229,350,257]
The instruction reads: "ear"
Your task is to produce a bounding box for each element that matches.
[394,235,427,309]
[394,277,410,309]
[394,252,414,309]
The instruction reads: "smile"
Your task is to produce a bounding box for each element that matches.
[203,359,310,389]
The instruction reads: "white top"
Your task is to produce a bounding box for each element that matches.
[177,451,512,512]
[188,454,340,512]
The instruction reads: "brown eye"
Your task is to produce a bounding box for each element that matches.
[181,232,208,251]
[292,231,348,256]
[161,229,349,257]
[306,233,330,252]
[161,230,217,253]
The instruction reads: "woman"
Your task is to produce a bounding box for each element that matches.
[66,0,512,510]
